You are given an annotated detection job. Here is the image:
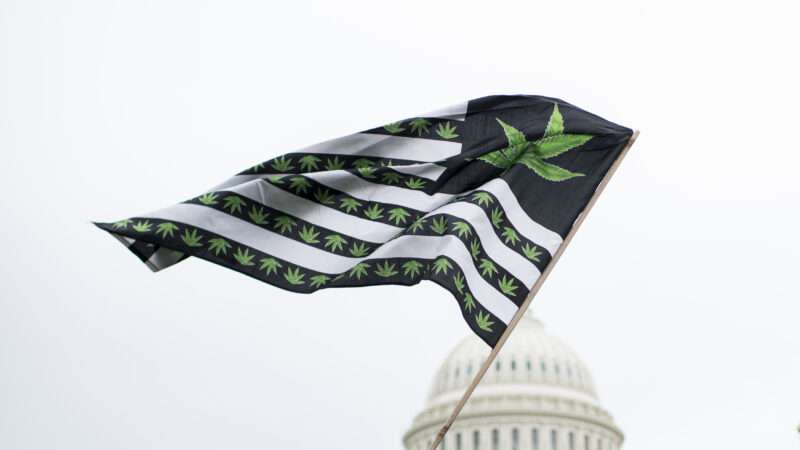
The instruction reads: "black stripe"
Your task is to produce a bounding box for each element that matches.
[362,117,464,144]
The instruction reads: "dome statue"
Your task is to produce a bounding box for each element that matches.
[403,315,623,450]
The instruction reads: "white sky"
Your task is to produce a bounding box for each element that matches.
[1,0,799,449]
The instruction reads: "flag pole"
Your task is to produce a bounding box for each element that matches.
[426,130,639,450]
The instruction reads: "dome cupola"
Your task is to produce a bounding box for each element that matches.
[404,315,623,450]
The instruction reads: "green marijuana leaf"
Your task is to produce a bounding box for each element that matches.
[381,171,402,185]
[502,227,520,246]
[353,158,375,169]
[284,267,305,285]
[477,104,592,181]
[375,261,398,278]
[475,311,495,332]
[324,234,347,253]
[223,195,246,215]
[349,262,370,280]
[309,274,330,288]
[491,208,504,228]
[314,188,335,205]
[132,220,152,233]
[435,122,459,139]
[289,176,312,194]
[234,247,255,266]
[464,293,476,313]
[432,257,453,275]
[363,204,384,220]
[521,243,542,262]
[155,222,179,238]
[299,154,321,172]
[452,221,472,238]
[298,225,320,244]
[181,229,203,248]
[349,242,370,257]
[388,207,411,225]
[404,177,426,190]
[470,239,481,260]
[431,216,448,235]
[453,272,465,295]
[479,258,498,277]
[208,238,232,256]
[198,193,219,206]
[408,216,427,233]
[498,275,518,297]
[357,165,377,179]
[248,206,269,225]
[471,192,494,207]
[402,260,424,278]
[270,156,294,172]
[409,118,431,136]
[273,215,297,234]
[339,197,362,214]
[325,156,345,171]
[259,257,282,275]
[383,121,405,134]
[112,219,131,229]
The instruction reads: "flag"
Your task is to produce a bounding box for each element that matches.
[95,95,633,347]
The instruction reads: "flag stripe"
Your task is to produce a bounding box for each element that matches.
[140,204,519,323]
[292,133,462,162]
[385,163,447,180]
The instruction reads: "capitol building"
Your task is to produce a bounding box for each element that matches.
[403,315,623,450]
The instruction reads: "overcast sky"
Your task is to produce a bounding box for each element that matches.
[2,0,799,449]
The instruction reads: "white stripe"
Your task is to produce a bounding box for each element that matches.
[427,202,540,286]
[141,203,517,323]
[296,133,461,161]
[480,179,564,255]
[219,178,401,243]
[422,102,468,121]
[390,163,447,180]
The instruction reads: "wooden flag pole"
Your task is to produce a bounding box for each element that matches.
[426,131,639,450]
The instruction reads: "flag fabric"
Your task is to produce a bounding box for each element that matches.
[95,95,633,347]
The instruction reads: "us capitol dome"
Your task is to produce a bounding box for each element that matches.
[403,314,623,450]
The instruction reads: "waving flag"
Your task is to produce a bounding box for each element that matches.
[96,95,633,346]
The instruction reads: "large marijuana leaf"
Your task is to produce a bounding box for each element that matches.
[478,104,592,181]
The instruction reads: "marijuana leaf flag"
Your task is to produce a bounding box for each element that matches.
[96,95,633,347]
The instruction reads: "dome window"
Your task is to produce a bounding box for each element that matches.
[569,431,575,450]
[473,430,480,450]
[550,430,558,450]
[456,432,462,450]
[526,360,532,371]
[491,429,499,450]
[511,360,517,371]
[541,361,547,372]
[532,428,539,450]
[584,435,590,450]
[495,361,501,372]
[511,428,519,450]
